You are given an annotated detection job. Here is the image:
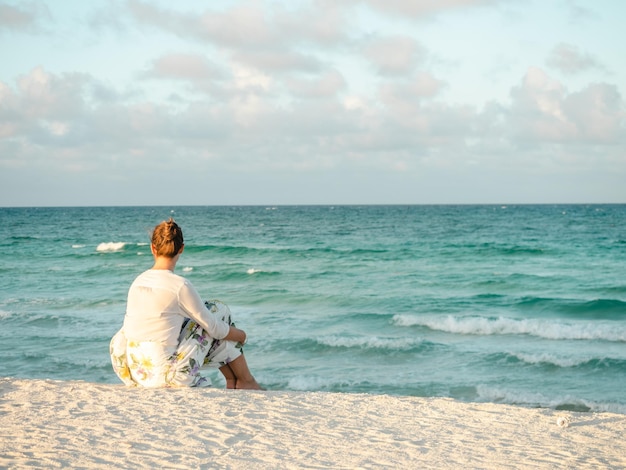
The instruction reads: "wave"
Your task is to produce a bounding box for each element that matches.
[96,242,127,252]
[494,352,626,369]
[272,335,437,356]
[2,348,109,370]
[0,309,12,320]
[392,314,626,342]
[185,243,391,259]
[515,296,626,319]
[207,268,282,283]
[601,285,626,295]
[4,235,40,244]
[475,385,626,414]
[314,335,432,352]
[0,310,120,335]
[286,375,347,391]
[447,242,548,257]
[485,244,547,256]
[573,298,626,317]
[246,268,281,276]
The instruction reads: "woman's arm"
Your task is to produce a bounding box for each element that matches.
[223,326,247,345]
[178,281,231,339]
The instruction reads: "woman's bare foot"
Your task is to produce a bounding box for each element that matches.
[235,378,264,390]
[227,355,264,390]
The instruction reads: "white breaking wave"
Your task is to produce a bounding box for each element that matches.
[286,375,355,391]
[509,352,598,368]
[315,335,424,350]
[96,242,126,252]
[392,314,626,342]
[475,385,626,414]
[247,268,278,275]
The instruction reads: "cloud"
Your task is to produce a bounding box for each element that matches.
[0,67,89,141]
[127,0,348,49]
[232,49,325,75]
[363,36,426,76]
[87,0,132,33]
[0,1,47,32]
[0,67,171,171]
[0,64,451,178]
[1,57,623,203]
[563,82,625,143]
[146,53,224,82]
[547,43,604,74]
[563,0,598,24]
[379,73,444,102]
[508,66,624,144]
[285,70,347,99]
[351,0,496,17]
[126,1,348,82]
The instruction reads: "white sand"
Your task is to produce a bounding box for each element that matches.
[0,378,624,469]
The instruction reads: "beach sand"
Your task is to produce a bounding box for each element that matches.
[1,378,624,469]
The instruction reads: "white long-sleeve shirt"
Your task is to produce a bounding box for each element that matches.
[123,269,230,351]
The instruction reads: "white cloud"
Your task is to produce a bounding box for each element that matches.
[352,0,496,17]
[285,70,346,99]
[508,66,625,144]
[563,83,624,143]
[2,63,623,182]
[146,53,223,82]
[547,43,603,74]
[127,0,348,50]
[0,1,47,31]
[363,36,425,76]
[126,1,345,82]
[232,49,324,75]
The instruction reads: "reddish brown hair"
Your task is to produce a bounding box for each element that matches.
[151,218,184,258]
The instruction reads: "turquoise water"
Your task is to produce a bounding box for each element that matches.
[1,205,625,413]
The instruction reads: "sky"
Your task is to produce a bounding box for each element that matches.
[0,0,624,206]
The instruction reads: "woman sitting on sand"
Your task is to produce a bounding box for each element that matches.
[110,218,262,390]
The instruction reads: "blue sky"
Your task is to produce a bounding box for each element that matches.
[1,0,624,206]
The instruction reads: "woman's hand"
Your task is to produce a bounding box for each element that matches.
[225,326,247,345]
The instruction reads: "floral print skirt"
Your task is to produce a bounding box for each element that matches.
[110,300,243,387]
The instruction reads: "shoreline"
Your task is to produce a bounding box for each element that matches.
[1,378,624,469]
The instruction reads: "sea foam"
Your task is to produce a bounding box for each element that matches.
[315,335,426,351]
[504,352,623,368]
[475,385,626,414]
[96,242,126,252]
[392,314,626,342]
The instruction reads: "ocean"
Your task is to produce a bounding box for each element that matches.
[1,205,624,413]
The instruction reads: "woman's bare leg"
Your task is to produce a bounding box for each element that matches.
[227,354,263,390]
[219,364,237,389]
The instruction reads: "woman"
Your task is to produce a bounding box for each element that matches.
[110,218,262,389]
